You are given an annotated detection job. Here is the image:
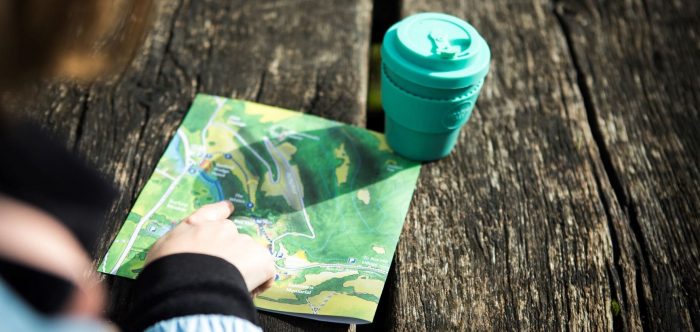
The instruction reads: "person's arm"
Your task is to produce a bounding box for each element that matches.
[145,314,262,332]
[128,254,261,332]
[125,202,275,332]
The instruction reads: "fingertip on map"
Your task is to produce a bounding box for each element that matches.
[225,200,235,213]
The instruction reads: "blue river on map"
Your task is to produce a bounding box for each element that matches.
[164,134,185,173]
[198,171,225,201]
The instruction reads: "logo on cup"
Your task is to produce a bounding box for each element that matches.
[442,102,472,129]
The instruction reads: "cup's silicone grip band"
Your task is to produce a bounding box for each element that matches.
[382,65,482,134]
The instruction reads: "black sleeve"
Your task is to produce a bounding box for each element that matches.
[125,253,258,332]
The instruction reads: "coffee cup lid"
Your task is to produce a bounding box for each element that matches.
[382,13,490,89]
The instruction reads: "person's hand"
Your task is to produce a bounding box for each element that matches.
[145,201,275,295]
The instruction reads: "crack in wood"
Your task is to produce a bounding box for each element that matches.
[306,69,322,113]
[552,2,651,330]
[155,0,185,84]
[593,158,629,330]
[254,71,266,103]
[73,90,91,152]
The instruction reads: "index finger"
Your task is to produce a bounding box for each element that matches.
[187,201,234,223]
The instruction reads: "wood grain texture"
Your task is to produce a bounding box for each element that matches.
[15,0,371,331]
[377,0,700,330]
[10,0,698,330]
[379,0,626,330]
[556,0,700,329]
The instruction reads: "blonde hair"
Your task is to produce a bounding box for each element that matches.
[0,0,154,89]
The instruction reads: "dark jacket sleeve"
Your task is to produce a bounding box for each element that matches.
[126,253,258,332]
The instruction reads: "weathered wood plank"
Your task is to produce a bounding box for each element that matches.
[16,0,372,331]
[380,0,624,330]
[556,0,700,329]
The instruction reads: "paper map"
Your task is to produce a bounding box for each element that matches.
[99,94,420,323]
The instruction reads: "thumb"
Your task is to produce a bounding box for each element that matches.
[188,201,234,223]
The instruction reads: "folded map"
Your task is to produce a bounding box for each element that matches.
[99,94,421,324]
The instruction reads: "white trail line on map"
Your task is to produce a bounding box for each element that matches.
[307,291,336,314]
[156,169,176,180]
[279,262,387,274]
[109,98,226,274]
[258,137,385,274]
[213,123,279,184]
[262,136,316,255]
[212,121,316,259]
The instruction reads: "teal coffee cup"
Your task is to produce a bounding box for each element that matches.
[381,13,490,161]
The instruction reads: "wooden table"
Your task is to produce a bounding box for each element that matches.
[18,0,698,330]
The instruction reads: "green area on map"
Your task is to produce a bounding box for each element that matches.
[99,94,420,323]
